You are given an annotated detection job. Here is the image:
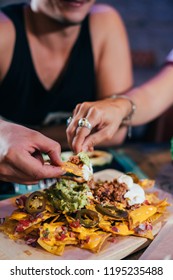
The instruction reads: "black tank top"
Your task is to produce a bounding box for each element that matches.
[0,4,96,126]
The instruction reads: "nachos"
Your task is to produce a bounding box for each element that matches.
[61,152,93,182]
[0,153,170,256]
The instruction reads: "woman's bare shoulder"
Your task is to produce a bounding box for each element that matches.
[0,11,15,45]
[0,11,15,80]
[89,3,127,38]
[90,3,124,23]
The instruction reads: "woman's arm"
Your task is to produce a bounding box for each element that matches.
[129,64,173,125]
[90,4,133,98]
[66,64,173,153]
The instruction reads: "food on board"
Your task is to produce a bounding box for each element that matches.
[0,153,169,256]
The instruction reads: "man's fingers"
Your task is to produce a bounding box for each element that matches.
[11,149,64,181]
[32,150,44,164]
[34,134,62,165]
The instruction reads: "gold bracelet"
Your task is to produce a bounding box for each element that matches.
[111,94,136,138]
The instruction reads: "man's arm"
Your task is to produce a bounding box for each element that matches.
[0,120,64,184]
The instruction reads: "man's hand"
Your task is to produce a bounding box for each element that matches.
[0,121,64,184]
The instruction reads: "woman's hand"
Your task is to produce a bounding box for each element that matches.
[66,98,130,153]
[0,121,64,184]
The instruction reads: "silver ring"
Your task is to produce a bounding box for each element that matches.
[66,116,73,126]
[78,118,92,130]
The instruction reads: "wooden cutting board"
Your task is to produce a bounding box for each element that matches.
[139,215,173,260]
[0,169,170,260]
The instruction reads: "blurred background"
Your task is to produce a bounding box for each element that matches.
[1,0,173,142]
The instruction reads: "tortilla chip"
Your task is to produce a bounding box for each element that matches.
[38,238,65,256]
[79,231,111,253]
[61,162,83,177]
[39,222,78,246]
[9,210,29,221]
[0,218,18,238]
[134,229,154,239]
[99,218,134,236]
[129,205,157,228]
[139,179,155,189]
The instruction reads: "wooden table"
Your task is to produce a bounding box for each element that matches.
[108,142,173,194]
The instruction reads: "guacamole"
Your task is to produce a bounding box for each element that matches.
[78,151,91,167]
[46,179,92,213]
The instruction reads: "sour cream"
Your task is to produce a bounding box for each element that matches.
[82,163,93,181]
[117,174,145,206]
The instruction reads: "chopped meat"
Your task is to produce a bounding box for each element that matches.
[87,178,95,189]
[69,155,83,168]
[91,179,128,206]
